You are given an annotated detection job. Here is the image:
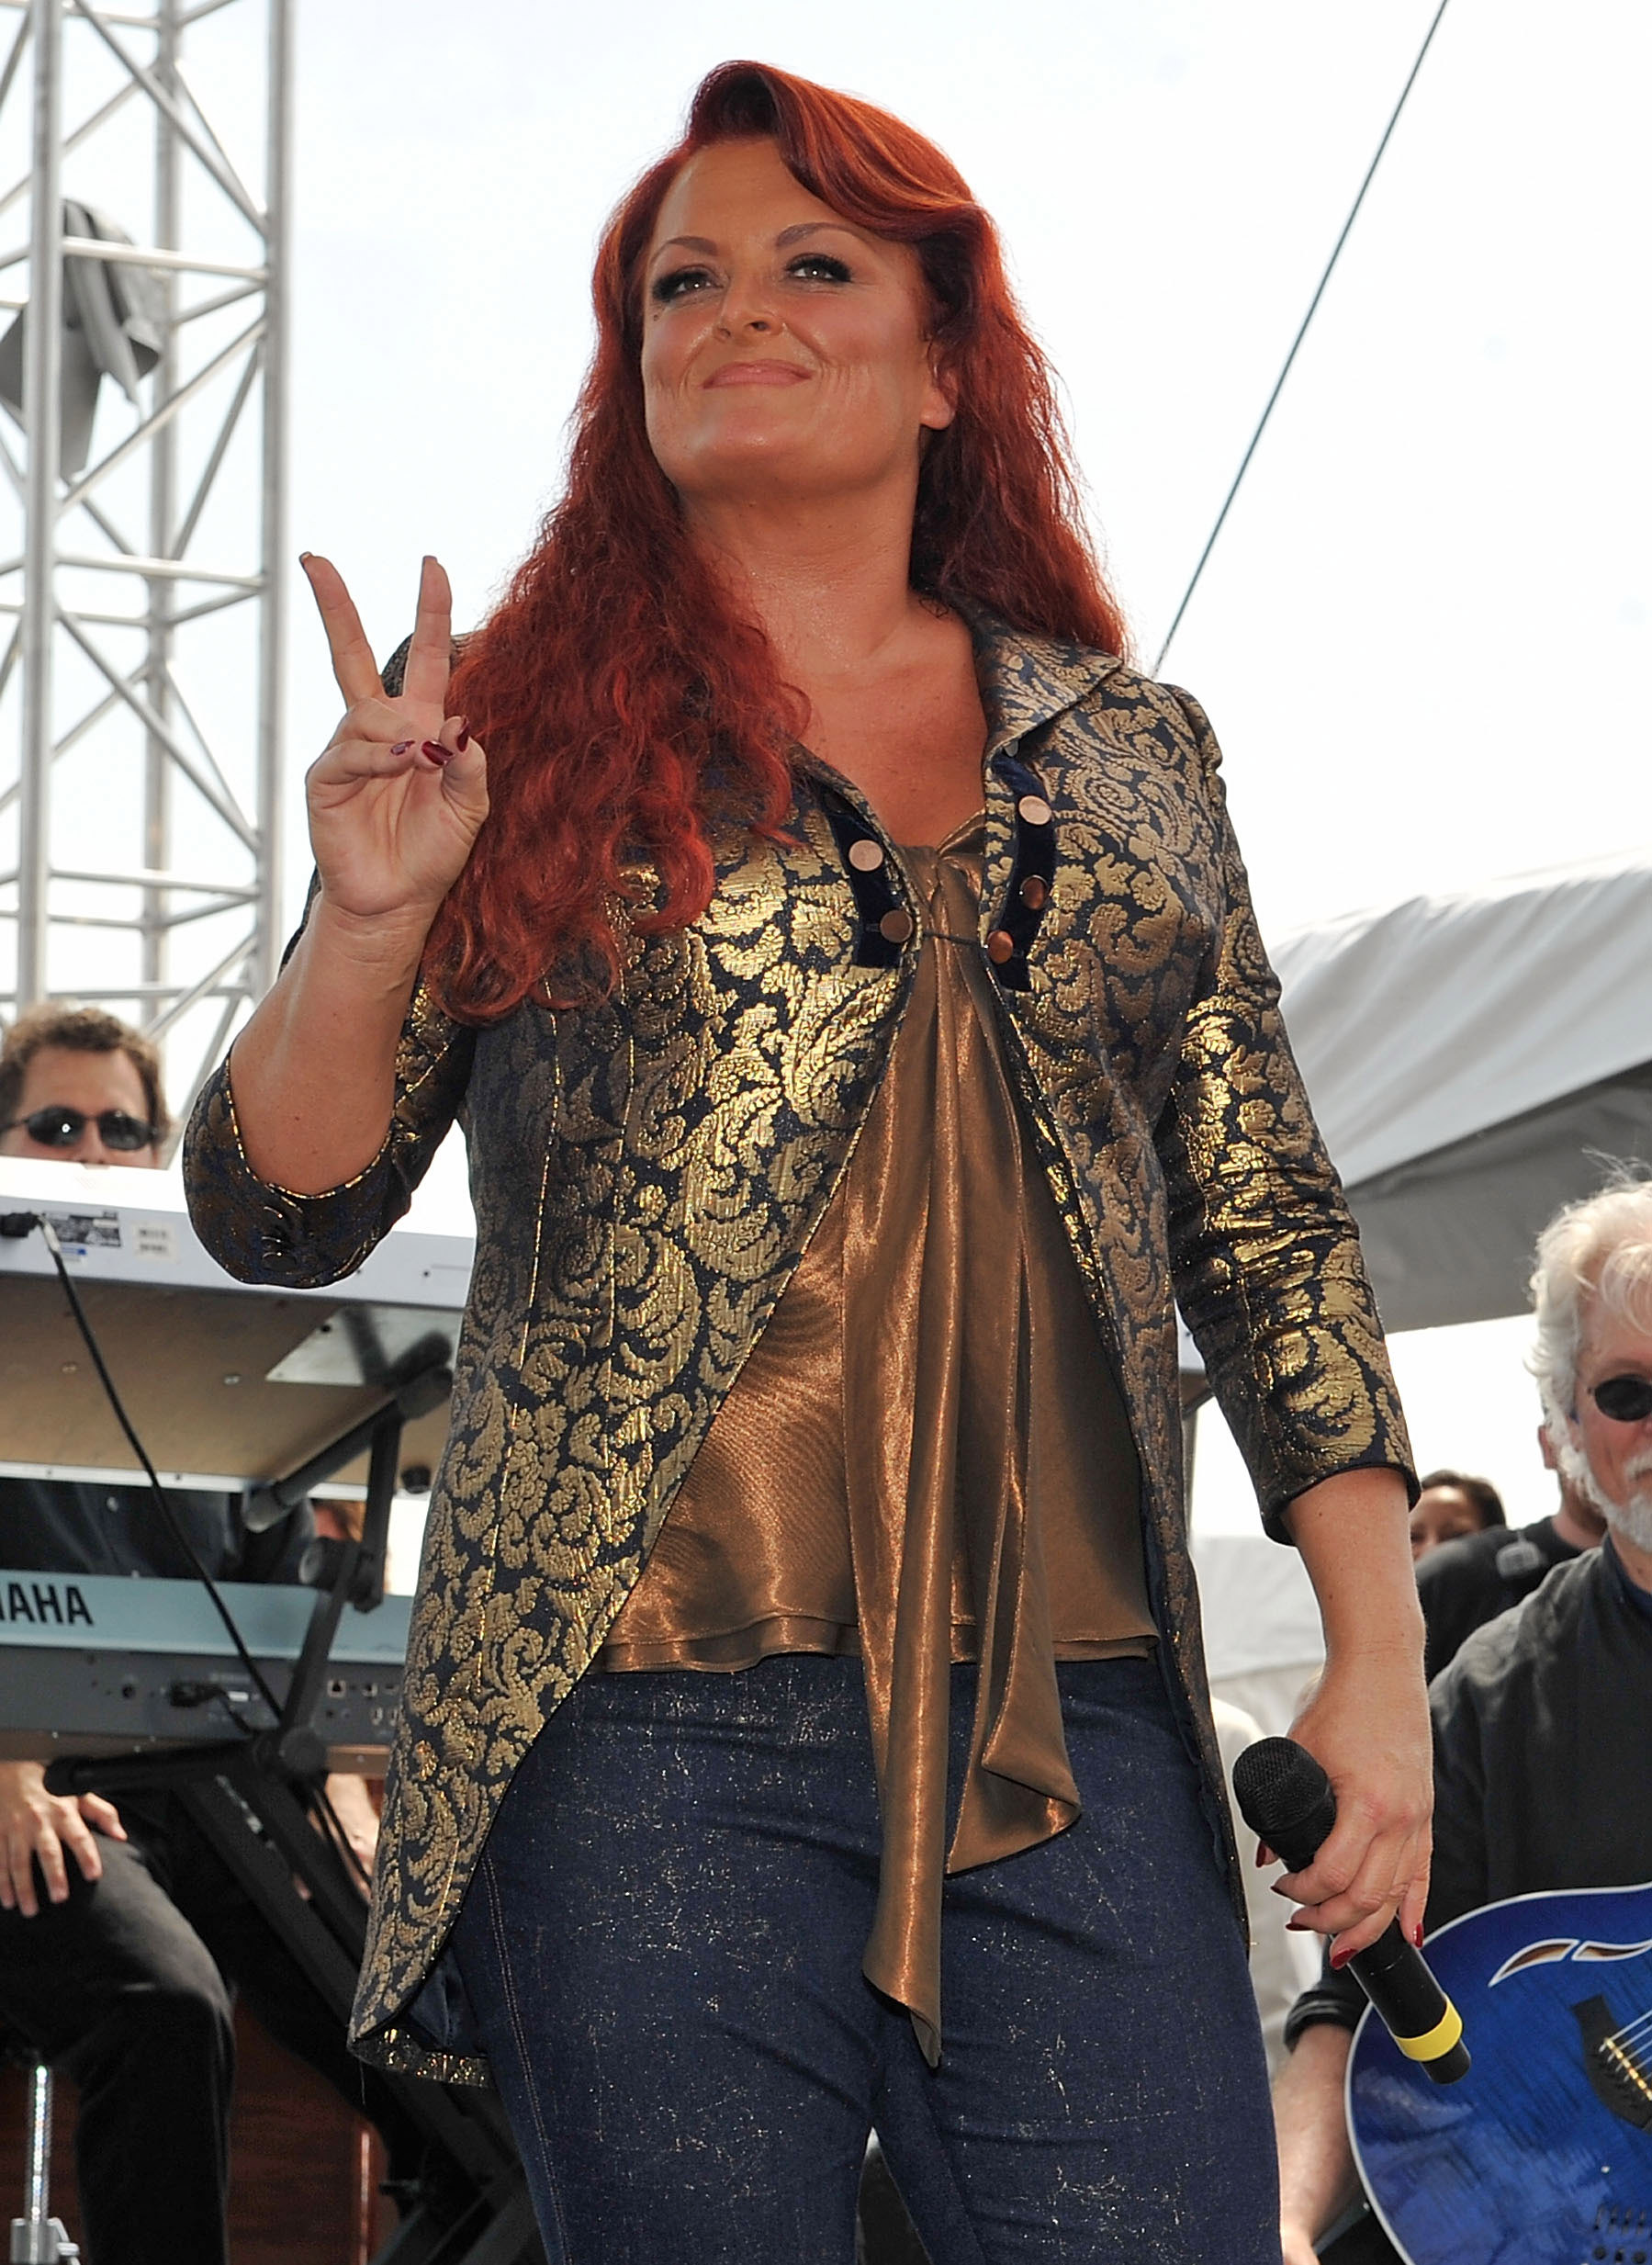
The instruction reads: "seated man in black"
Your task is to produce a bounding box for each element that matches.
[0,1005,420,2261]
[1273,1175,1652,2264]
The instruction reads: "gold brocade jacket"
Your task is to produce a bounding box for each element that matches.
[183,619,1411,2082]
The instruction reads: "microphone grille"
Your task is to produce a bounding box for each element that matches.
[1231,1736,1333,1842]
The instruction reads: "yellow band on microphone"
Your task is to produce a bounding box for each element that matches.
[1392,2000,1463,2063]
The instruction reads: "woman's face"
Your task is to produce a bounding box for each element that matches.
[640,137,953,514]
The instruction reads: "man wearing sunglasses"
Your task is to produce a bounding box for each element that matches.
[0,1000,163,1166]
[1274,1173,1652,2265]
[0,1003,426,2259]
[0,1005,305,1586]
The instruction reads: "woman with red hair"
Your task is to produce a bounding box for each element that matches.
[187,60,1426,2263]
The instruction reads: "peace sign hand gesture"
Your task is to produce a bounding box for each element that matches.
[301,553,489,933]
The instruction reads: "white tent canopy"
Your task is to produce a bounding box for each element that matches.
[1264,841,1652,1335]
[1273,842,1652,1191]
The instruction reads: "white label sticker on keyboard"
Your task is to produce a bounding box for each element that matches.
[44,1210,120,1250]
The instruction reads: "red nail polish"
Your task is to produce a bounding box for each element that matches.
[1256,1843,1275,1868]
[1330,1945,1352,1971]
[1410,1921,1424,1948]
[454,718,470,751]
[390,739,415,758]
[421,739,453,767]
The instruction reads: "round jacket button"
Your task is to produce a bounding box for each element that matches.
[986,930,1016,964]
[848,838,885,872]
[1017,794,1052,827]
[879,908,914,943]
[1019,874,1049,910]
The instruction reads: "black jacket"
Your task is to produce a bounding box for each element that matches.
[1415,1514,1584,1683]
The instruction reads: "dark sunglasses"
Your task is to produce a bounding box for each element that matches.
[3,1105,157,1152]
[1591,1375,1652,1425]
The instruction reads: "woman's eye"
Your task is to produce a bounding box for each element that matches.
[651,265,715,304]
[649,253,851,305]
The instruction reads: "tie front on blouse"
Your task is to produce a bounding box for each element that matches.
[600,816,1154,2060]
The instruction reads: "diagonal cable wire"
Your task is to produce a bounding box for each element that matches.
[310,1778,373,1893]
[1153,0,1453,676]
[33,1216,279,1718]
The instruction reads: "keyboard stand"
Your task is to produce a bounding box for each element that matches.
[46,1355,542,2265]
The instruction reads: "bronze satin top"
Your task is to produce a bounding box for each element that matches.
[599,816,1155,2059]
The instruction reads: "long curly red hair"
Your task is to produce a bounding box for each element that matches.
[430,60,1128,1018]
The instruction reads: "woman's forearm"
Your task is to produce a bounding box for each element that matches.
[228,895,434,1194]
[1287,1466,1423,1665]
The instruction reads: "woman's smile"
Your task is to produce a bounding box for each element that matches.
[703,359,812,388]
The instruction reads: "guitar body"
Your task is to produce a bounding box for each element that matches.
[1349,1881,1652,2265]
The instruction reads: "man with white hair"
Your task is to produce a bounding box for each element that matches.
[1272,1172,1652,2264]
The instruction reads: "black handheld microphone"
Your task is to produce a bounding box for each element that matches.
[1232,1736,1470,2085]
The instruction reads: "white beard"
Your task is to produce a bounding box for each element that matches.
[1556,1432,1652,1554]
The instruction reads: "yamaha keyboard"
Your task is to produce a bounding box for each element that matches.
[0,1572,412,1771]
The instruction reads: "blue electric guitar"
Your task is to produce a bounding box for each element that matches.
[1349,1881,1652,2264]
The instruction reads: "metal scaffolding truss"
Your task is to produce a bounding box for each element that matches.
[0,0,289,1129]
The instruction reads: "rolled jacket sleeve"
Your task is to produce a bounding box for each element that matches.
[1157,690,1414,1537]
[183,918,476,1289]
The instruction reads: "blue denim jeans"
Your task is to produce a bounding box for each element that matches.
[452,1654,1279,2263]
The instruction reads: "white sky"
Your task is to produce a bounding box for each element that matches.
[16,0,1652,1537]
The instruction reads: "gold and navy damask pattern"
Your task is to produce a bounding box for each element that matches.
[183,618,1412,2082]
